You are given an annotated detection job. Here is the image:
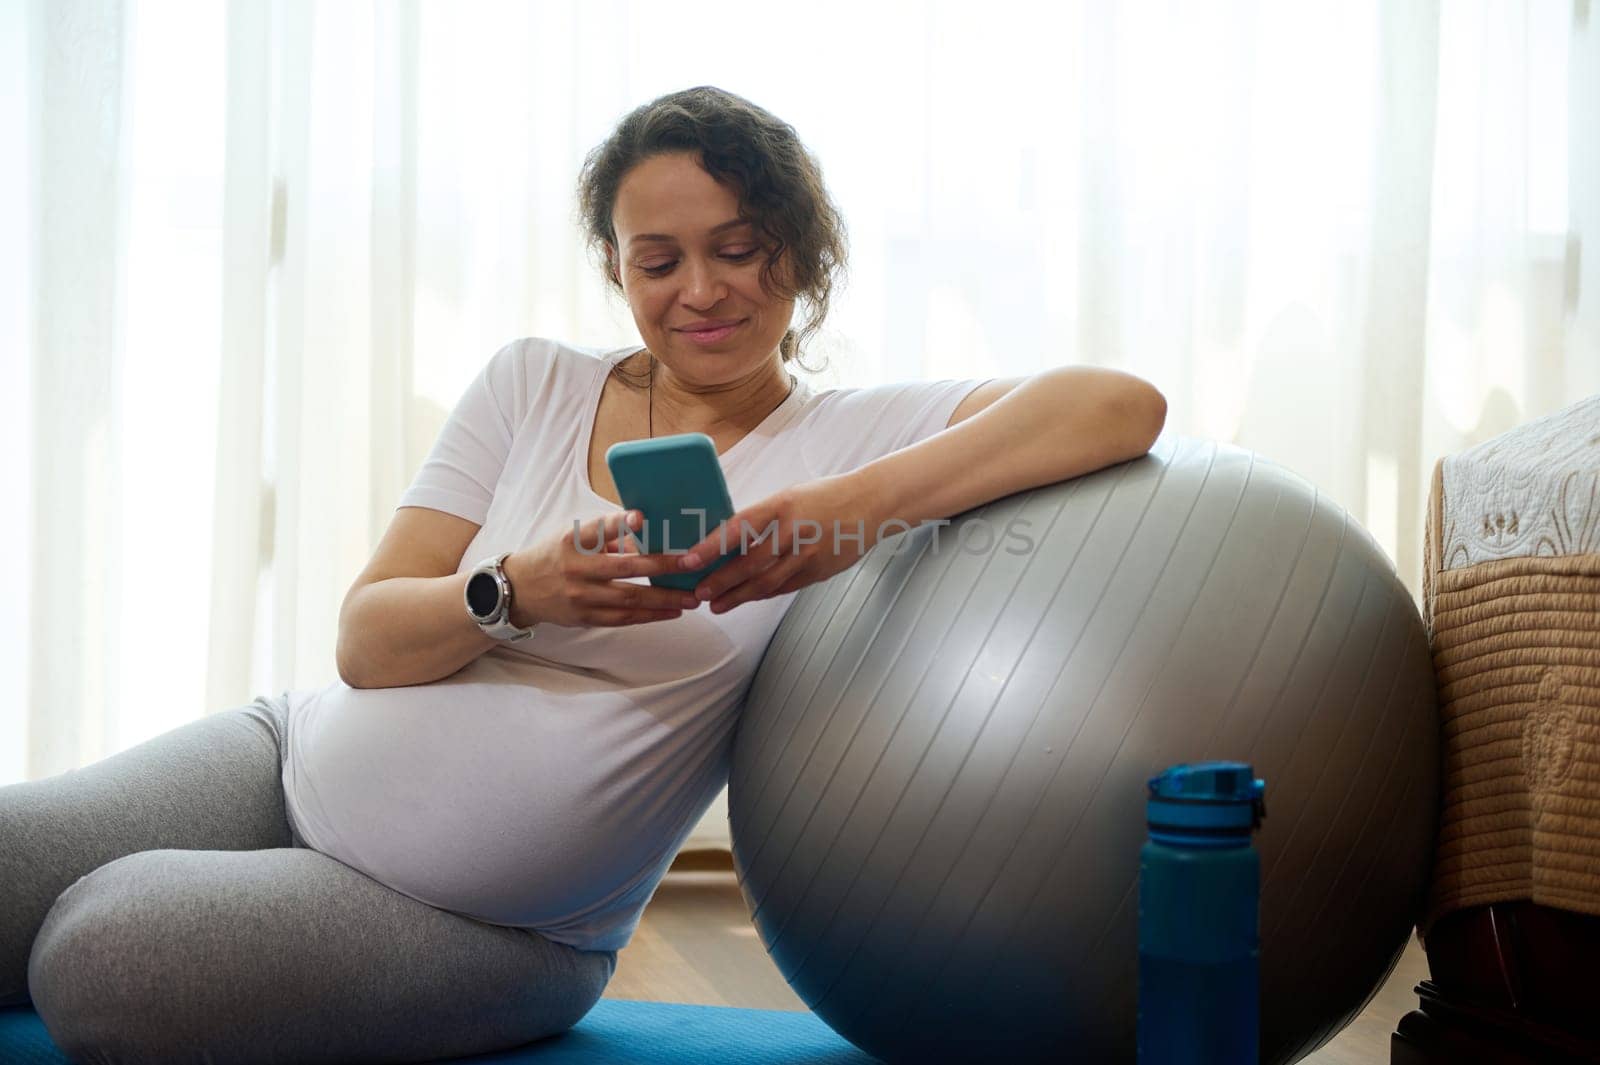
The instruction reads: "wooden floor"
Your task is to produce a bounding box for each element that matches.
[605,850,1428,1064]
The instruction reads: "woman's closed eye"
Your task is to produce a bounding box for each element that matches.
[638,247,760,275]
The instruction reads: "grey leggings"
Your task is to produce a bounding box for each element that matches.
[0,692,617,1064]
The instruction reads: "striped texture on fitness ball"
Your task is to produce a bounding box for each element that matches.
[728,437,1439,1065]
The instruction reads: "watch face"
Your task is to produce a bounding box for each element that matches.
[465,571,500,618]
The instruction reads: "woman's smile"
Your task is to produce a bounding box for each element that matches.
[676,318,746,345]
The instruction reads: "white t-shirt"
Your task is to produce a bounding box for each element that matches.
[281,337,988,953]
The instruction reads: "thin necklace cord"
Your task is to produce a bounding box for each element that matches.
[647,352,795,439]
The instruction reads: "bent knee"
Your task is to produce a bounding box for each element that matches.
[27,858,167,1063]
[549,947,618,1035]
[29,891,116,1061]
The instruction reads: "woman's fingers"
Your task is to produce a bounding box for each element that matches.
[588,606,685,626]
[575,512,703,579]
[610,510,645,555]
[705,553,802,613]
[568,511,643,560]
[568,510,631,555]
[563,512,703,614]
[529,511,699,627]
[579,577,699,611]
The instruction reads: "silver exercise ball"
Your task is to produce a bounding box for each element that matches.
[728,437,1439,1065]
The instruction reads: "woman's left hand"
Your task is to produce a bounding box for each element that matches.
[681,472,887,614]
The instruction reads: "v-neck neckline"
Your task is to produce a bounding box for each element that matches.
[575,345,808,507]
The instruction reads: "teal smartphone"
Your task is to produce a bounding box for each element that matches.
[605,432,736,592]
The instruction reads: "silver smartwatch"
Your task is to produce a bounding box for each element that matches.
[464,552,535,641]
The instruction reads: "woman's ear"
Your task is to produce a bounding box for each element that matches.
[604,243,621,287]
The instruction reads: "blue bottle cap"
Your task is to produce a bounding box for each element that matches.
[1146,761,1267,842]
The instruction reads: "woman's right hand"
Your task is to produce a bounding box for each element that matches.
[502,510,700,629]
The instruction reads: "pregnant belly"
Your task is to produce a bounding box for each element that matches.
[284,666,734,928]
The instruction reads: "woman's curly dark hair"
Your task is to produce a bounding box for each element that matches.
[576,86,847,371]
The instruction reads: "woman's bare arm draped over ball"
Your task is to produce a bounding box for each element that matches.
[679,366,1168,615]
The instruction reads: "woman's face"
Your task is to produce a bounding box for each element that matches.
[609,151,794,383]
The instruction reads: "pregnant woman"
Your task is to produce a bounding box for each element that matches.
[1,86,1167,1064]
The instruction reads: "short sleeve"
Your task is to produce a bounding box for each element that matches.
[800,376,990,479]
[395,340,530,524]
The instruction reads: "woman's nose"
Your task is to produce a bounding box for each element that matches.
[680,259,729,309]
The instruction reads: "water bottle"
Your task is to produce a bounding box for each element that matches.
[1138,761,1267,1064]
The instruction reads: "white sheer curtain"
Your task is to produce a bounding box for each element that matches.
[4,2,1596,853]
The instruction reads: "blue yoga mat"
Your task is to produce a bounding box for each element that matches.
[0,998,882,1064]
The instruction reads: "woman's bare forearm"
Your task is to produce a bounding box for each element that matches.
[336,572,499,689]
